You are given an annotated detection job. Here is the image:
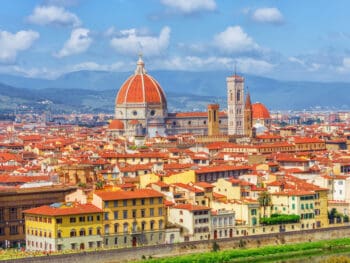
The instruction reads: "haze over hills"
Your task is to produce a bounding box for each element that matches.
[0,70,349,113]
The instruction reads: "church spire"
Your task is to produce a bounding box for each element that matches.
[135,53,147,75]
[245,88,252,109]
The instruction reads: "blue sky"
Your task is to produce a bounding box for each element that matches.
[1,0,350,81]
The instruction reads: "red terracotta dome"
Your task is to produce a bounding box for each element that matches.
[252,102,270,119]
[116,56,167,105]
[108,119,124,130]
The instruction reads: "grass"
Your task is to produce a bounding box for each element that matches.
[137,238,350,263]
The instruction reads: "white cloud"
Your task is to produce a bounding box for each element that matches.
[252,7,284,24]
[235,57,275,74]
[55,28,92,58]
[70,61,126,72]
[288,56,305,66]
[0,30,39,63]
[110,26,171,56]
[160,0,216,14]
[213,26,259,54]
[152,55,274,74]
[28,5,81,27]
[337,57,350,73]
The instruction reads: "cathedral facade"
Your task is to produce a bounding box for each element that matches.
[109,56,270,138]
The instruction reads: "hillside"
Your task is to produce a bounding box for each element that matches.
[0,70,349,113]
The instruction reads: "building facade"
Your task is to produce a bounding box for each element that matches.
[109,56,270,138]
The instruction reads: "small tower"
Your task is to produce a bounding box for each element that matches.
[207,104,220,136]
[244,91,253,137]
[227,73,244,136]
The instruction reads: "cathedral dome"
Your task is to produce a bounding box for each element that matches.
[252,102,270,119]
[115,56,167,105]
[108,119,124,130]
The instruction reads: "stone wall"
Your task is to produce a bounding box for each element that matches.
[4,225,350,263]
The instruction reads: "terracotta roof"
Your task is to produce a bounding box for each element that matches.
[94,189,163,200]
[108,119,124,130]
[196,165,251,174]
[116,58,166,105]
[172,204,211,211]
[23,203,102,216]
[252,102,270,119]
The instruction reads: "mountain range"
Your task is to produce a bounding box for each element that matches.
[0,70,349,114]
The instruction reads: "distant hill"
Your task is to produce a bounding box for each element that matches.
[0,70,349,112]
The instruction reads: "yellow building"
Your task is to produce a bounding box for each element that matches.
[24,203,103,252]
[92,189,166,248]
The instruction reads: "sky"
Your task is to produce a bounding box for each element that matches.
[1,0,350,82]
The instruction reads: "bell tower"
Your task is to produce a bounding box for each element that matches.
[244,91,253,137]
[207,104,220,136]
[227,73,244,136]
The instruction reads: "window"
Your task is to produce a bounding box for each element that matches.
[132,199,136,206]
[150,208,154,216]
[88,228,93,235]
[114,201,118,207]
[158,207,163,216]
[150,221,155,230]
[141,221,146,231]
[104,224,110,235]
[132,210,137,218]
[301,204,304,210]
[150,198,154,205]
[87,215,93,222]
[97,228,101,235]
[70,217,76,223]
[79,229,86,236]
[0,227,5,236]
[79,216,85,222]
[158,197,162,204]
[96,215,100,221]
[114,211,118,220]
[56,218,63,224]
[70,229,77,237]
[9,207,17,220]
[9,225,18,235]
[292,204,295,210]
[123,200,127,207]
[0,209,4,222]
[251,209,257,216]
[159,220,163,229]
[141,199,145,205]
[123,223,128,233]
[105,201,109,208]
[141,209,145,217]
[114,223,119,233]
[104,212,109,220]
[123,210,128,219]
[71,243,76,250]
[114,237,118,245]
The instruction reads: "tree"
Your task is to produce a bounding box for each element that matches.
[258,191,272,218]
[95,180,104,190]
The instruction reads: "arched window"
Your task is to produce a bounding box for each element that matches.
[237,90,241,102]
[158,220,163,230]
[141,221,146,231]
[79,228,86,236]
[114,223,119,233]
[104,224,110,234]
[123,223,128,233]
[150,220,155,231]
[70,229,76,237]
[57,230,62,238]
[132,222,137,232]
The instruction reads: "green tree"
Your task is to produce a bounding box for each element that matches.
[95,180,104,190]
[258,191,272,218]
